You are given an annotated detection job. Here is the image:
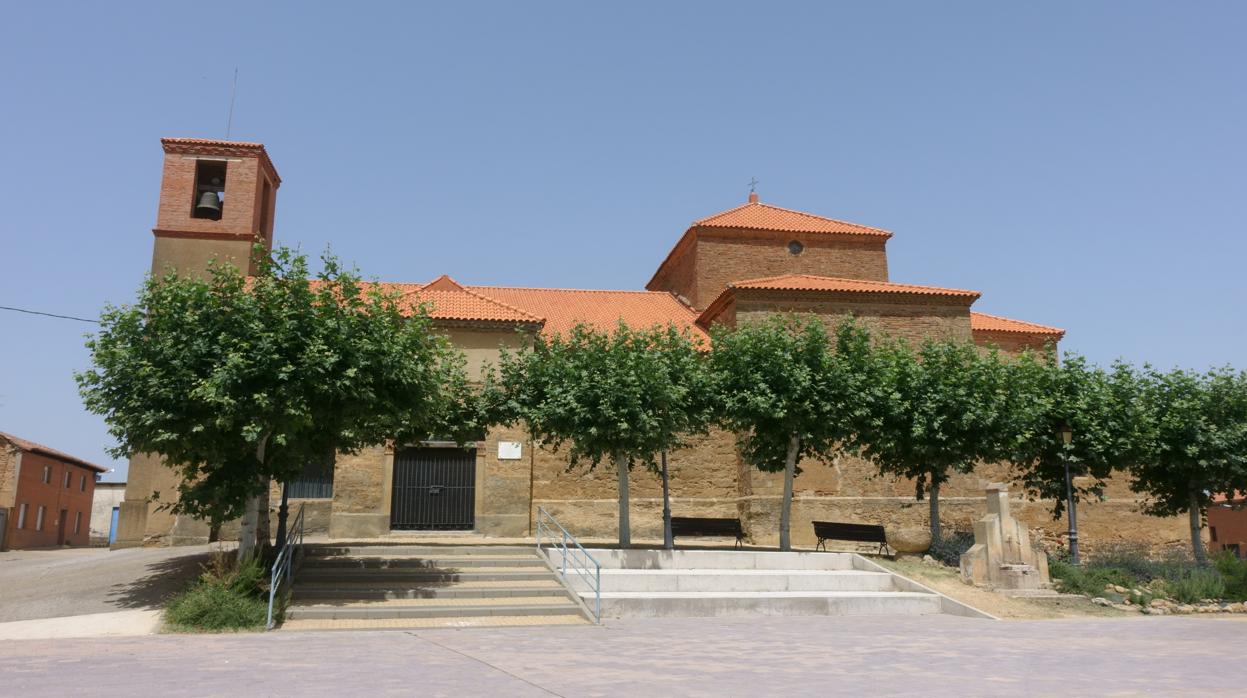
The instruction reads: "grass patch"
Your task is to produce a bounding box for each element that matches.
[164,551,272,632]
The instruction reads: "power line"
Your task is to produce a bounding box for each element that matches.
[0,305,99,324]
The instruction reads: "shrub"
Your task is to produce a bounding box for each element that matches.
[1164,569,1226,604]
[165,552,271,631]
[927,530,975,567]
[1049,559,1131,597]
[1214,552,1247,601]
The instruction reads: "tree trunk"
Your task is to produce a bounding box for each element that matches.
[929,477,942,542]
[661,451,673,550]
[237,493,261,562]
[780,434,800,551]
[237,432,271,563]
[1190,488,1207,565]
[615,452,631,549]
[255,476,272,553]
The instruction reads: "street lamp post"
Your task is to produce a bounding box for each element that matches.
[274,482,290,552]
[1057,422,1080,565]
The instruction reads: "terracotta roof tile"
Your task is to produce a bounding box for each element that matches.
[728,274,980,298]
[161,137,266,149]
[313,279,543,325]
[970,312,1065,337]
[467,286,708,342]
[694,201,892,238]
[0,432,108,472]
[402,285,543,325]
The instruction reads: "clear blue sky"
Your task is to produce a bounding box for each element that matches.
[2,2,1244,481]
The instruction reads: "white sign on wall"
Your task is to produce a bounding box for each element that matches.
[498,441,523,460]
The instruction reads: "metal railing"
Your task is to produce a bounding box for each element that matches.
[266,504,305,630]
[536,507,602,623]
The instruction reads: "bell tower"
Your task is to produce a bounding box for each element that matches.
[150,137,281,278]
[114,137,282,548]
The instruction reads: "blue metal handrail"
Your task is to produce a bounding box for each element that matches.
[536,507,602,623]
[266,503,305,630]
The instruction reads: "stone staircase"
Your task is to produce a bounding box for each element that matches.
[560,549,981,619]
[280,544,590,631]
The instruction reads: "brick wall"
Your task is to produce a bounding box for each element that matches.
[692,230,889,310]
[972,329,1058,355]
[646,235,698,306]
[1209,505,1247,558]
[3,450,96,549]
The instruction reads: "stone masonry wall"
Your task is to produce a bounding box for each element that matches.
[533,430,1186,554]
[735,292,974,343]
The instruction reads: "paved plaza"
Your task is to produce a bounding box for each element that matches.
[3,614,1245,696]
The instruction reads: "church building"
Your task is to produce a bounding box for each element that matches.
[115,138,1175,551]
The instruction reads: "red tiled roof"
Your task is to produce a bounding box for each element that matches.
[0,432,108,473]
[971,312,1064,337]
[468,286,709,342]
[161,137,266,149]
[728,274,981,299]
[694,201,892,238]
[403,286,543,325]
[344,279,543,325]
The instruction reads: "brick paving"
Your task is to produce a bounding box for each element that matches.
[3,615,1245,696]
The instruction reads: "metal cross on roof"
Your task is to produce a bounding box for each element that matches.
[748,177,759,193]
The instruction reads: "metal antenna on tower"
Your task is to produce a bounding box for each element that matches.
[225,68,238,139]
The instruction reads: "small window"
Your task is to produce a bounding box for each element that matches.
[35,505,45,531]
[1211,527,1218,542]
[80,474,87,492]
[17,503,27,529]
[1227,543,1242,559]
[787,240,804,255]
[42,466,50,484]
[74,511,82,534]
[64,470,72,488]
[191,159,227,220]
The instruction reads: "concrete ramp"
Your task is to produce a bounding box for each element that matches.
[550,549,991,620]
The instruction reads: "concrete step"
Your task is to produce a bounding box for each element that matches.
[585,590,943,618]
[297,567,553,584]
[302,555,545,570]
[579,549,859,571]
[285,597,583,621]
[293,582,568,601]
[280,614,590,631]
[564,568,897,593]
[305,545,535,558]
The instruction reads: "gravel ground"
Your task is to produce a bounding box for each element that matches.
[3,614,1245,696]
[0,543,231,622]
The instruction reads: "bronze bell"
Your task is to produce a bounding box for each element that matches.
[195,191,222,219]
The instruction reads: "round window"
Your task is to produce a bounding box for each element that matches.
[787,240,804,255]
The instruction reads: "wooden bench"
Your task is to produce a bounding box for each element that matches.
[670,516,745,548]
[812,521,890,556]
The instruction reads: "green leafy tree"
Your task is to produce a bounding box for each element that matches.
[496,322,713,548]
[77,246,461,560]
[711,315,875,551]
[1005,354,1150,518]
[857,338,1012,541]
[1128,366,1247,563]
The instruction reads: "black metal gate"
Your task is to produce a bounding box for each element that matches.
[390,447,476,530]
